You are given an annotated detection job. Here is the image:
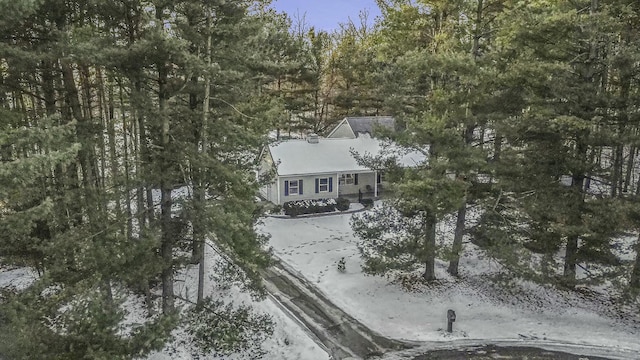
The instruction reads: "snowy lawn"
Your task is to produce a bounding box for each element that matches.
[0,248,329,360]
[259,209,640,357]
[0,266,38,292]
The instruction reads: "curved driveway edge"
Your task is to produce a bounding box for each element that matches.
[261,257,633,360]
[261,259,412,360]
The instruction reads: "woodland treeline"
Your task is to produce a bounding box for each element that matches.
[352,0,640,304]
[2,0,640,358]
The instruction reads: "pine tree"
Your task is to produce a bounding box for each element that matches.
[352,0,495,281]
[473,0,637,287]
[1,0,284,357]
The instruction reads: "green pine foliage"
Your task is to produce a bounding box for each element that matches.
[349,0,640,297]
[184,298,274,358]
[351,0,495,281]
[0,0,294,358]
[0,113,79,271]
[481,0,635,286]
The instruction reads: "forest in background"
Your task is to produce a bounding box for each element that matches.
[1,0,640,358]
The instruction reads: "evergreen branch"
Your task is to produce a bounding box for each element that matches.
[577,263,595,278]
[204,240,243,274]
[173,293,258,329]
[492,189,502,211]
[211,97,259,120]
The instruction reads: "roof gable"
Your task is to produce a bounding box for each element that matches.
[326,116,396,139]
[346,116,395,137]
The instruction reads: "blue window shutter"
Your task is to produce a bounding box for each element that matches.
[315,178,319,193]
[354,174,359,185]
[284,180,289,196]
[329,177,333,192]
[299,180,304,195]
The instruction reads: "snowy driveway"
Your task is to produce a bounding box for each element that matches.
[259,212,640,359]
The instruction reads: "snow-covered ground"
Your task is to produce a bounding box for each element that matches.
[146,243,330,360]
[0,266,38,292]
[0,249,329,360]
[5,197,640,359]
[259,209,640,358]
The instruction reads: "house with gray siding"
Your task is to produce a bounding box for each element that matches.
[259,133,424,205]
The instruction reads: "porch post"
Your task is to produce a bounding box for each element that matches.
[336,172,340,197]
[374,170,378,198]
[276,177,281,205]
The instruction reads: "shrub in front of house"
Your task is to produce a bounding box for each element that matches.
[283,198,350,216]
[360,198,374,208]
[336,197,351,211]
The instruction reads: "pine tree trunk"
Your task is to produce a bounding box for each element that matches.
[157,5,175,314]
[81,64,106,189]
[41,60,69,226]
[130,78,154,225]
[196,16,212,306]
[61,59,98,191]
[624,146,635,193]
[58,62,83,227]
[472,0,483,59]
[564,166,586,283]
[564,0,598,284]
[423,213,437,281]
[448,203,467,276]
[101,71,123,229]
[630,233,640,290]
[131,79,150,229]
[118,82,134,240]
[62,58,114,303]
[585,147,597,191]
[448,125,474,277]
[616,49,631,195]
[41,60,57,115]
[564,233,578,281]
[611,145,623,197]
[493,132,502,162]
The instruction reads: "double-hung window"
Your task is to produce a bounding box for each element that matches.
[285,179,303,196]
[318,178,329,192]
[289,180,299,195]
[315,177,333,193]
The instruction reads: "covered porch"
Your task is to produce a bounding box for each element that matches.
[336,170,384,200]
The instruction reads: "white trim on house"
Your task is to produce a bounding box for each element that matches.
[374,170,378,197]
[326,118,356,139]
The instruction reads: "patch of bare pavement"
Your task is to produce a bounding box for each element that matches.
[384,344,616,360]
[261,260,621,360]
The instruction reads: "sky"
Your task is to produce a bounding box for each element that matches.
[271,0,381,32]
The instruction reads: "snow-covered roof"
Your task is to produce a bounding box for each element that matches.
[268,135,425,176]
